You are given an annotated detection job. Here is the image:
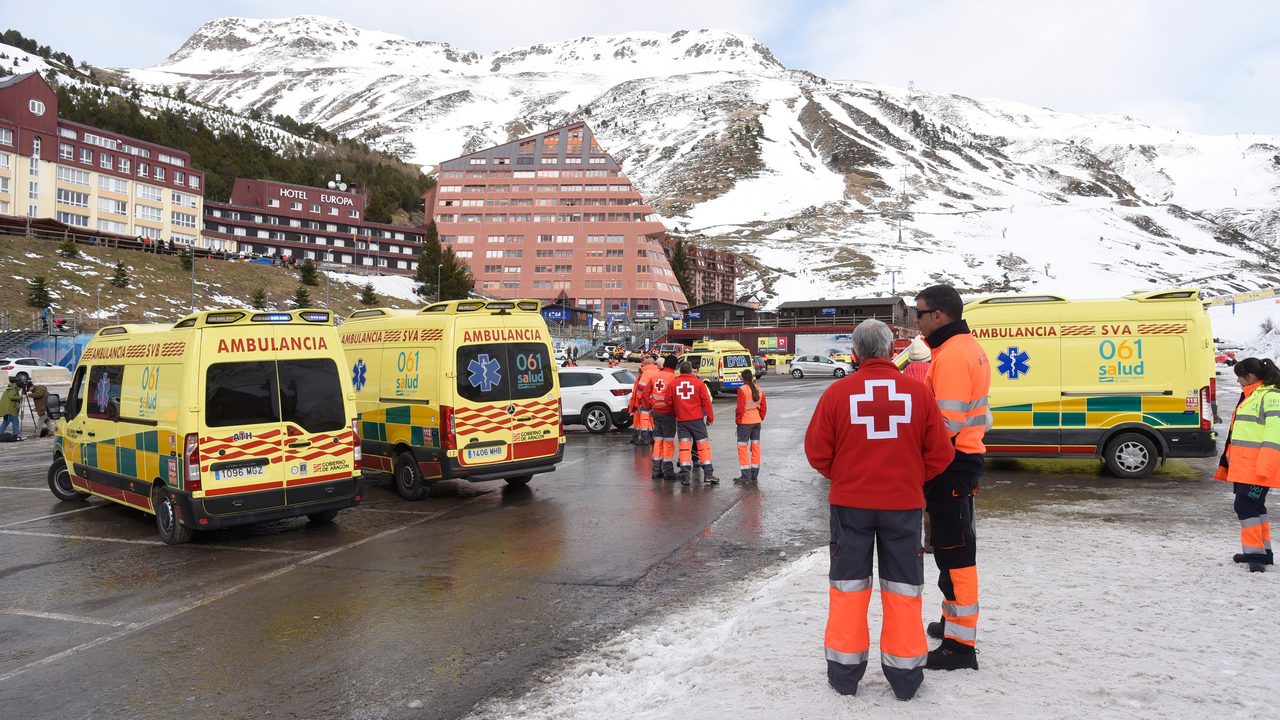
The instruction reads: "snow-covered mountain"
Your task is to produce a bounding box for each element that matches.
[123,15,1280,302]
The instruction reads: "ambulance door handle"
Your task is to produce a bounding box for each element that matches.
[288,441,311,449]
[86,431,96,438]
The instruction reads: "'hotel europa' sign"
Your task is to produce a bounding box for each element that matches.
[278,186,356,207]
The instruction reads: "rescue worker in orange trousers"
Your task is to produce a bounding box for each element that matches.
[1214,356,1280,573]
[735,369,767,483]
[648,354,681,481]
[667,361,718,485]
[913,284,991,671]
[805,320,955,700]
[629,358,659,445]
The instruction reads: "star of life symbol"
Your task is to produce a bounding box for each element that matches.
[848,379,912,439]
[996,346,1030,380]
[676,382,696,400]
[468,354,503,393]
[94,373,111,414]
[351,358,367,392]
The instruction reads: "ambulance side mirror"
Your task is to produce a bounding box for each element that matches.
[47,394,62,420]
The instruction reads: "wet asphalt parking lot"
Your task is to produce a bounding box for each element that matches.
[0,370,1234,719]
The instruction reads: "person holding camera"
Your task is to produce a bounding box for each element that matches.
[1,376,22,438]
[24,380,53,437]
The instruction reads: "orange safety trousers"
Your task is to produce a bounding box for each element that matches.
[926,458,982,648]
[825,505,928,699]
[633,408,653,431]
[651,412,678,477]
[678,418,712,470]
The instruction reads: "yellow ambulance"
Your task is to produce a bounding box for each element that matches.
[682,340,754,396]
[340,299,564,500]
[962,289,1217,477]
[46,310,362,544]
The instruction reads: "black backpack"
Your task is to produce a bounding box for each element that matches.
[0,432,16,442]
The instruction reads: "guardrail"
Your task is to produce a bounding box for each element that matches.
[677,314,899,330]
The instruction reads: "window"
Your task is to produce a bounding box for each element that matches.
[29,99,46,116]
[0,154,8,170]
[57,167,90,185]
[158,153,185,168]
[469,158,487,165]
[174,171,185,187]
[80,148,92,165]
[135,205,162,222]
[310,204,320,213]
[0,177,7,194]
[0,128,12,146]
[59,143,74,160]
[328,207,338,216]
[86,365,123,420]
[137,184,162,201]
[268,198,280,208]
[455,343,552,402]
[189,175,200,190]
[97,218,127,234]
[291,202,302,211]
[118,157,130,174]
[28,181,38,199]
[349,210,360,219]
[97,153,111,169]
[172,191,197,208]
[56,211,89,227]
[172,211,197,228]
[137,162,149,178]
[55,188,89,207]
[153,167,164,182]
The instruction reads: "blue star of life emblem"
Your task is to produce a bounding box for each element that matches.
[996,346,1030,380]
[352,359,367,392]
[468,354,503,393]
[95,373,111,412]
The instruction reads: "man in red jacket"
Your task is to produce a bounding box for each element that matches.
[805,319,954,701]
[667,361,718,485]
[648,354,681,481]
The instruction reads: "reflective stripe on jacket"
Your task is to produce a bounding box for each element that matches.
[924,329,992,455]
[1220,383,1280,489]
[736,385,767,425]
[648,368,678,415]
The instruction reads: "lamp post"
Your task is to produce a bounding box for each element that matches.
[436,263,443,302]
[96,283,103,330]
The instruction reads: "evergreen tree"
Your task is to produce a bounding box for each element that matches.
[415,220,444,300]
[359,282,379,307]
[291,285,312,309]
[110,261,130,288]
[179,247,193,271]
[439,247,475,301]
[58,236,79,258]
[669,239,695,303]
[299,258,319,287]
[26,276,52,308]
[250,288,268,310]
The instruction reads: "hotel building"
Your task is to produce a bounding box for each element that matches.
[204,179,425,271]
[0,73,205,245]
[424,123,689,316]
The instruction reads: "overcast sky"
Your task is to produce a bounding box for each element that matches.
[3,0,1277,135]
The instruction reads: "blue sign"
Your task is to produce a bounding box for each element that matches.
[634,311,656,319]
[687,311,702,319]
[820,308,837,316]
[542,308,569,322]
[467,354,503,392]
[997,346,1030,380]
[607,312,627,320]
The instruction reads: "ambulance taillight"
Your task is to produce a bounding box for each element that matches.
[351,419,362,463]
[440,405,456,451]
[184,433,201,492]
[1199,385,1213,430]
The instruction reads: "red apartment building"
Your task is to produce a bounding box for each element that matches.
[424,123,689,317]
[204,179,425,271]
[677,241,738,306]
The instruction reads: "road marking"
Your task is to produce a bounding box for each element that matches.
[0,505,102,529]
[0,494,487,685]
[0,609,129,628]
[0,486,48,491]
[0,529,311,555]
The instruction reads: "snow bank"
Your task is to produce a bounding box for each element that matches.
[468,513,1277,719]
[325,271,423,303]
[1208,299,1280,349]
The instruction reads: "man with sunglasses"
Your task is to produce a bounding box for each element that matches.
[913,284,992,671]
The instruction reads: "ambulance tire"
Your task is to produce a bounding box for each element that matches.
[1103,432,1158,478]
[504,475,533,487]
[47,457,89,501]
[583,404,612,434]
[394,452,430,501]
[307,510,340,524]
[152,482,194,545]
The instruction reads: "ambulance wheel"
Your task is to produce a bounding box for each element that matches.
[152,483,193,545]
[47,457,88,501]
[791,368,804,379]
[307,510,339,524]
[394,452,430,501]
[504,475,532,487]
[583,404,612,434]
[1103,432,1158,478]
[834,368,847,378]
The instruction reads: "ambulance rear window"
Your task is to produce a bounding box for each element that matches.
[278,359,344,432]
[456,342,553,402]
[723,354,751,369]
[206,362,279,428]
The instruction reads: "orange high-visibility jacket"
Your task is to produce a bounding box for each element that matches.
[925,331,992,454]
[736,385,767,425]
[1216,383,1280,488]
[648,368,678,415]
[630,364,660,412]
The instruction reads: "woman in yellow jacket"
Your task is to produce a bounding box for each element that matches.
[734,369,767,483]
[1215,357,1280,572]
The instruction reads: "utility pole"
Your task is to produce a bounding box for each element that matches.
[190,243,197,313]
[887,268,902,296]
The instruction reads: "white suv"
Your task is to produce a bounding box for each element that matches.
[0,357,72,385]
[558,366,636,433]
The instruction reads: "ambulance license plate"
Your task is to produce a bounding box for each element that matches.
[214,465,266,481]
[466,446,505,461]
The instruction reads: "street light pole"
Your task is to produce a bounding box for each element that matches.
[436,262,443,303]
[96,284,103,330]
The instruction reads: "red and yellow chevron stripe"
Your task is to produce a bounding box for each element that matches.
[1136,323,1187,335]
[1059,325,1094,336]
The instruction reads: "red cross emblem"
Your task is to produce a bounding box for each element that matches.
[676,382,696,400]
[848,379,912,439]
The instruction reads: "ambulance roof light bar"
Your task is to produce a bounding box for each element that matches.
[974,295,1067,305]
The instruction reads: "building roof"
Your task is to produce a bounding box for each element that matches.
[776,297,905,310]
[0,72,40,91]
[686,300,755,312]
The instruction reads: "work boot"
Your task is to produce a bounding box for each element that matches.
[1234,553,1249,563]
[679,473,691,486]
[651,463,663,480]
[926,642,978,671]
[750,467,760,483]
[702,469,719,485]
[1249,562,1266,573]
[734,473,751,483]
[927,618,945,640]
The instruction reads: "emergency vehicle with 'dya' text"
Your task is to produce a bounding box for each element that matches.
[959,289,1217,477]
[341,299,564,500]
[47,309,362,544]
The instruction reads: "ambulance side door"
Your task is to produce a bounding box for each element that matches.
[60,365,89,483]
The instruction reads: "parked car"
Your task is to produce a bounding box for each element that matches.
[752,355,769,376]
[788,354,853,379]
[595,344,618,361]
[558,366,636,433]
[0,357,71,385]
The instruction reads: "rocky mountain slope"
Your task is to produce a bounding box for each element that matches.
[119,15,1280,301]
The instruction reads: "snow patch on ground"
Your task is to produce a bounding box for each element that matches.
[468,514,1277,719]
[326,271,423,303]
[1208,299,1280,348]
